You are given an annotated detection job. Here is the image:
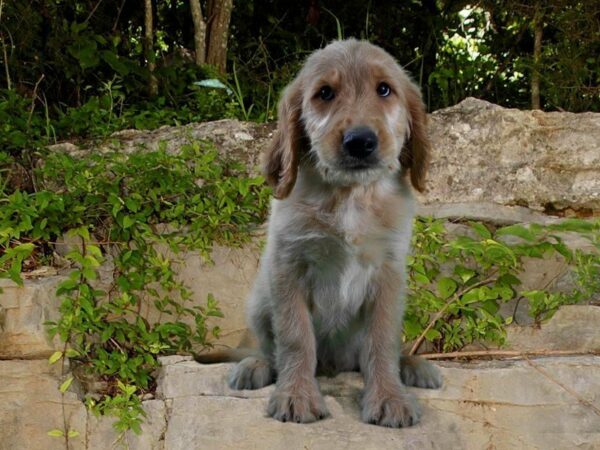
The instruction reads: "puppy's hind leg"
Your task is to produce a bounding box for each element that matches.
[400,355,443,389]
[229,289,276,390]
[228,355,274,390]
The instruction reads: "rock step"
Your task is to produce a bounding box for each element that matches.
[2,356,600,449]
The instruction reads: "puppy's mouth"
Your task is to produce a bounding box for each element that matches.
[338,155,381,171]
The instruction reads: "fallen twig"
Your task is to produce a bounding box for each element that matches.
[420,349,600,360]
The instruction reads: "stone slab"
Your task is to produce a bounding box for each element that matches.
[0,277,64,359]
[505,305,600,352]
[161,357,600,450]
[420,98,600,213]
[0,359,87,450]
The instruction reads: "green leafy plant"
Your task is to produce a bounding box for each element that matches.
[1,139,270,436]
[405,218,600,353]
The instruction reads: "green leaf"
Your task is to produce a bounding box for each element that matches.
[47,429,64,437]
[454,265,476,283]
[67,430,80,438]
[437,277,457,299]
[480,299,500,315]
[403,318,421,338]
[65,348,80,358]
[86,245,103,260]
[469,222,491,239]
[497,273,521,286]
[496,224,536,241]
[125,197,140,212]
[424,328,442,341]
[66,226,90,241]
[82,267,97,281]
[59,376,74,393]
[48,351,63,365]
[13,242,35,256]
[123,215,135,229]
[101,51,131,75]
[413,273,430,285]
[461,286,498,304]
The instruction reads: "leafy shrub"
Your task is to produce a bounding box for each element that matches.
[0,89,52,154]
[405,218,600,353]
[1,140,270,434]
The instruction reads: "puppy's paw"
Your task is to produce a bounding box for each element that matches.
[267,383,330,423]
[361,388,421,428]
[400,355,443,389]
[228,356,274,390]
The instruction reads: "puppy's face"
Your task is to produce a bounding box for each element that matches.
[263,39,429,199]
[300,42,411,185]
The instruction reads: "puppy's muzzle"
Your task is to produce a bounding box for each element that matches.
[341,127,379,169]
[343,127,378,159]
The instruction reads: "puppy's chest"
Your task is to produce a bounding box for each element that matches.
[307,205,389,271]
[302,206,390,316]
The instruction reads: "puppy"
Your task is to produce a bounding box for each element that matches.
[228,39,442,427]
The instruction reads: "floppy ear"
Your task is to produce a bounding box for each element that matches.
[400,82,430,193]
[262,78,306,199]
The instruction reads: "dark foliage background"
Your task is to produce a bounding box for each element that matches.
[0,0,598,150]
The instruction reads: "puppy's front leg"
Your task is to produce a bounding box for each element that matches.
[360,264,421,427]
[267,276,329,423]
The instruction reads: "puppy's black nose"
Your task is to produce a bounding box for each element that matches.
[342,127,378,159]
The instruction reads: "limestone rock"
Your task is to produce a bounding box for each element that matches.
[159,357,600,450]
[86,400,166,450]
[506,305,600,352]
[174,240,262,349]
[420,97,600,215]
[0,360,87,450]
[416,202,563,225]
[50,99,600,221]
[0,277,64,359]
[156,360,268,400]
[50,119,274,173]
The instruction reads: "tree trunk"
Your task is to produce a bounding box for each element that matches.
[206,0,233,74]
[531,1,543,110]
[190,0,207,65]
[144,0,158,96]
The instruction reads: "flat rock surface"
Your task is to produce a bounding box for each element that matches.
[156,356,600,450]
[2,324,599,449]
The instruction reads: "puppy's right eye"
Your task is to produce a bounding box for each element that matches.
[318,86,335,101]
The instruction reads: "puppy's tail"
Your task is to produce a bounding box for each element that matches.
[193,348,261,364]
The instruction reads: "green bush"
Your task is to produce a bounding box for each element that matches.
[405,218,600,353]
[1,140,270,435]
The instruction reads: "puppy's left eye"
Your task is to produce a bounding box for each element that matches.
[377,82,391,97]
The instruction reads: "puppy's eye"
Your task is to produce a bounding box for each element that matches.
[377,82,391,97]
[319,85,335,101]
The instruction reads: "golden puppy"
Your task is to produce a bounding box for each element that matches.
[229,39,441,427]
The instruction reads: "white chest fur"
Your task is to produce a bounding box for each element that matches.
[300,199,396,334]
[269,176,415,335]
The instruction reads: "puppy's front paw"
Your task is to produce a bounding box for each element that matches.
[361,388,421,428]
[400,355,443,389]
[267,383,330,423]
[228,356,274,390]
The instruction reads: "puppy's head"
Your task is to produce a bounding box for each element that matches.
[263,39,430,199]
